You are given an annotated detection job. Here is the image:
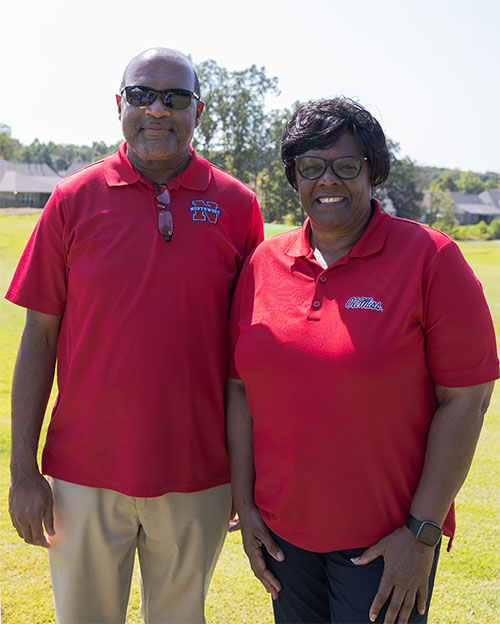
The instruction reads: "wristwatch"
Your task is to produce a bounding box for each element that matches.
[405,514,442,547]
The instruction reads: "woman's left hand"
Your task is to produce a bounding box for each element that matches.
[351,526,436,624]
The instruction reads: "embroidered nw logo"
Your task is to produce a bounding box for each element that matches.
[190,200,220,224]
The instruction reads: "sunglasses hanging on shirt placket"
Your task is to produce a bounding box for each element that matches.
[154,184,174,242]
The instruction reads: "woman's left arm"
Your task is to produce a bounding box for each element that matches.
[410,382,494,524]
[352,380,495,624]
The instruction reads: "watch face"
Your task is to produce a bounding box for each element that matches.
[417,522,442,546]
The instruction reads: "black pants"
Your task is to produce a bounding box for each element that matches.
[263,531,441,624]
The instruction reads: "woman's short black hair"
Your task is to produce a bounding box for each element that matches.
[281,97,390,191]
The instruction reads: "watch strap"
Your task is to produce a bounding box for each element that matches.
[405,514,442,546]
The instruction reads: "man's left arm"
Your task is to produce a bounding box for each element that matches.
[352,381,495,624]
[243,196,264,258]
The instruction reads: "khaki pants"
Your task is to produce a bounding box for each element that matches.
[48,478,232,624]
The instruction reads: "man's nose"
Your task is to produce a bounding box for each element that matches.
[146,97,172,117]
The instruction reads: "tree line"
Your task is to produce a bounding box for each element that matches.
[0,131,120,173]
[1,60,499,225]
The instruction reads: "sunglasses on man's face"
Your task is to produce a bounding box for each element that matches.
[121,86,201,110]
[295,155,368,181]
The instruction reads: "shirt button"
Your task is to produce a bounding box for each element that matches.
[312,300,321,308]
[319,275,327,283]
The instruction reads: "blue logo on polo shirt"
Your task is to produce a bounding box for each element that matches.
[190,200,220,224]
[345,296,383,311]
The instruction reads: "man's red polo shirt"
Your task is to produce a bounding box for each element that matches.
[6,143,264,497]
[229,202,498,552]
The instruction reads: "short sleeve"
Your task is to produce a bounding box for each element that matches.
[228,265,245,380]
[5,187,68,315]
[228,196,262,379]
[228,252,258,380]
[242,196,264,260]
[423,241,499,387]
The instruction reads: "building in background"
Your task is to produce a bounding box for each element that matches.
[0,159,88,208]
[422,189,500,225]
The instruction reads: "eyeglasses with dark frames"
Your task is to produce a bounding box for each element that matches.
[121,86,201,110]
[295,155,368,180]
[155,184,173,242]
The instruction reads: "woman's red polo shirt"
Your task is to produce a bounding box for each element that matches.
[229,202,499,551]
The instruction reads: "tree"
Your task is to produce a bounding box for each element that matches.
[0,131,21,160]
[383,141,423,221]
[429,172,458,192]
[4,137,120,172]
[456,171,484,194]
[191,59,225,162]
[426,189,456,228]
[481,171,500,189]
[193,60,279,185]
[256,107,302,223]
[20,139,56,168]
[433,193,459,237]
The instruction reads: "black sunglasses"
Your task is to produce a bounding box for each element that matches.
[155,184,173,242]
[121,86,201,110]
[295,155,368,180]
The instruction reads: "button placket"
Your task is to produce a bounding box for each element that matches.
[307,272,327,320]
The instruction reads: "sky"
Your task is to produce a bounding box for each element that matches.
[3,0,499,173]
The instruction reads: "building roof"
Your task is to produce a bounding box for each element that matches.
[448,191,484,205]
[0,158,62,194]
[423,188,500,218]
[480,188,500,207]
[0,158,60,178]
[58,162,89,177]
[453,202,500,216]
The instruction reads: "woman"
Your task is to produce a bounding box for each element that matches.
[226,98,498,624]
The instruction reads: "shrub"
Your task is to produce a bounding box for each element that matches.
[452,220,500,241]
[282,212,301,226]
[488,218,500,239]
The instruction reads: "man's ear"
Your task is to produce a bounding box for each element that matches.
[194,101,204,128]
[115,94,122,119]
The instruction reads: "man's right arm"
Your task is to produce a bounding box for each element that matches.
[9,309,61,548]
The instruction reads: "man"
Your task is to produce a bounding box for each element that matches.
[7,47,263,623]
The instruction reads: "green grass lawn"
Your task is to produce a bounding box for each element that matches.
[1,215,499,623]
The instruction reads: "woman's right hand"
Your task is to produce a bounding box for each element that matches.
[238,505,285,599]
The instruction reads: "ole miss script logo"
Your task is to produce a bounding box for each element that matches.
[190,200,220,224]
[345,296,383,311]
